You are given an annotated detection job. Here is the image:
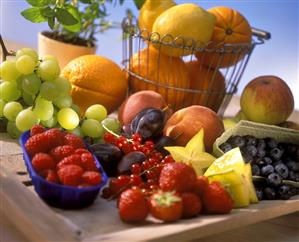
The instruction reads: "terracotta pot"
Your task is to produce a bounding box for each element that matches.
[38,32,96,68]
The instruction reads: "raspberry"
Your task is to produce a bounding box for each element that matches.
[32,153,56,172]
[64,133,85,149]
[44,128,65,149]
[25,133,50,156]
[75,148,89,155]
[44,170,59,183]
[50,145,75,163]
[82,171,102,185]
[58,165,84,186]
[57,154,82,170]
[81,152,98,171]
[30,125,46,136]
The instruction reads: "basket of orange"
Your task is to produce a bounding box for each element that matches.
[122,2,270,115]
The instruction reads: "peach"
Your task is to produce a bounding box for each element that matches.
[240,76,294,125]
[118,90,170,125]
[163,105,224,152]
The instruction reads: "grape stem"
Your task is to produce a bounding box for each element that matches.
[0,35,15,61]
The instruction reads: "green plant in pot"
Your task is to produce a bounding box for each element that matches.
[21,0,127,67]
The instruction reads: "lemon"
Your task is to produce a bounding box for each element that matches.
[152,3,216,57]
[204,147,257,207]
[138,0,176,34]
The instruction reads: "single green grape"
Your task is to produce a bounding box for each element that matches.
[81,119,104,138]
[84,104,107,122]
[39,81,59,101]
[53,95,72,109]
[57,107,79,130]
[22,73,41,95]
[101,117,121,134]
[0,60,21,82]
[0,81,21,102]
[22,92,35,106]
[69,126,84,138]
[3,101,23,121]
[41,116,57,128]
[15,107,39,132]
[37,60,60,82]
[33,96,54,121]
[52,76,72,94]
[6,121,22,139]
[16,48,38,63]
[42,55,58,63]
[0,99,6,117]
[16,55,36,75]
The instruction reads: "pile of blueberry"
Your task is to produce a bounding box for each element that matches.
[220,135,299,200]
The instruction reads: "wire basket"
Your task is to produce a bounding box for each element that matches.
[122,17,271,116]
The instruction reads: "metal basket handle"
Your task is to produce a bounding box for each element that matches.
[252,27,271,40]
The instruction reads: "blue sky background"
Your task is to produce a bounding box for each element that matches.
[1,0,298,109]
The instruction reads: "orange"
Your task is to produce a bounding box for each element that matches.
[184,60,226,112]
[62,55,127,114]
[129,47,190,110]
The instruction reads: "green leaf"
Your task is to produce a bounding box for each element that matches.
[25,0,51,7]
[47,17,55,29]
[63,6,82,33]
[133,0,146,9]
[21,7,47,23]
[55,7,78,26]
[41,6,54,17]
[79,0,91,3]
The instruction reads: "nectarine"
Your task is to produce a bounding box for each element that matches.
[163,105,224,152]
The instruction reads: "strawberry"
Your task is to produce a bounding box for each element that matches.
[81,152,98,171]
[25,133,50,157]
[81,171,102,186]
[149,190,183,222]
[118,188,149,223]
[32,153,56,172]
[181,192,202,218]
[202,181,234,214]
[50,145,75,163]
[30,125,46,136]
[58,164,84,186]
[192,176,209,198]
[57,154,82,170]
[64,133,85,149]
[159,163,197,193]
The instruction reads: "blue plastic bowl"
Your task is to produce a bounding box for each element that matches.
[19,131,108,209]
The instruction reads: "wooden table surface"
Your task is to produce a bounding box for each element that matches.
[1,39,299,242]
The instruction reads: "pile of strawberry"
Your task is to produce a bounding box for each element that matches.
[118,162,234,223]
[25,125,102,187]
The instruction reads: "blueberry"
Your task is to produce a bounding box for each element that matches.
[256,148,266,158]
[265,137,278,149]
[257,139,266,150]
[288,171,299,182]
[263,157,273,165]
[286,160,299,172]
[274,163,289,179]
[241,152,253,163]
[277,185,292,200]
[273,160,283,168]
[244,135,257,146]
[220,142,233,153]
[245,145,258,157]
[256,158,266,167]
[285,144,297,156]
[270,147,284,161]
[261,165,274,176]
[251,164,260,176]
[263,187,276,200]
[227,135,246,148]
[256,188,264,200]
[267,173,282,187]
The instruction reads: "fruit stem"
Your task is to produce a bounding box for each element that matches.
[101,122,121,139]
[0,35,15,61]
[252,175,299,188]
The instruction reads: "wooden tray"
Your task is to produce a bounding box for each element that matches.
[1,133,299,242]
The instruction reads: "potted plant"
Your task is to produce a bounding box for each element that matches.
[21,0,126,67]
